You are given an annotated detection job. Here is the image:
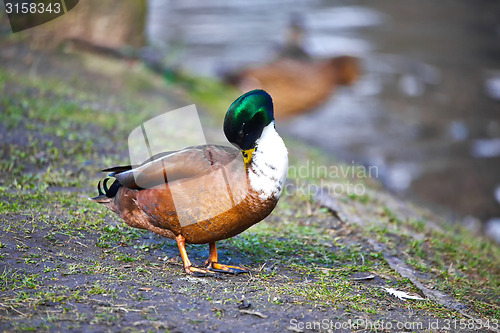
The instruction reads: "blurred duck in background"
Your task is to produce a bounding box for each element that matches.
[224,15,360,119]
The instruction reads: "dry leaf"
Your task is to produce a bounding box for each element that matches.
[384,287,425,300]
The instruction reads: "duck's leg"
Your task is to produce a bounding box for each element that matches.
[205,242,248,274]
[176,235,213,277]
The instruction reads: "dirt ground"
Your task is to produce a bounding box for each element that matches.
[0,41,499,332]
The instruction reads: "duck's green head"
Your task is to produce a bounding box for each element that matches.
[224,89,274,163]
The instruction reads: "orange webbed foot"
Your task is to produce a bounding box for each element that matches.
[184,265,215,277]
[205,242,248,275]
[176,237,248,277]
[177,235,215,277]
[206,261,248,275]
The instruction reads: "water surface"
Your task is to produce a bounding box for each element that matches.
[147,0,500,230]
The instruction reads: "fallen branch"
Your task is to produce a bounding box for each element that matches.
[239,309,268,318]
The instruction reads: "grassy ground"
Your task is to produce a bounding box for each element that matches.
[0,42,499,332]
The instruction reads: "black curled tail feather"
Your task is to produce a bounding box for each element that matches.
[92,178,122,200]
[101,178,121,198]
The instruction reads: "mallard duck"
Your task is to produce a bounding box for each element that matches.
[224,16,359,119]
[227,56,360,119]
[92,90,288,276]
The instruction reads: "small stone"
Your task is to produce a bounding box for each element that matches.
[237,299,251,309]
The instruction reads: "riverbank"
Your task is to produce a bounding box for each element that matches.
[0,43,498,332]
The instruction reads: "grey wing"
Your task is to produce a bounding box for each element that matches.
[107,145,240,190]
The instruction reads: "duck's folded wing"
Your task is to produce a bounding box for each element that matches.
[105,145,240,190]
